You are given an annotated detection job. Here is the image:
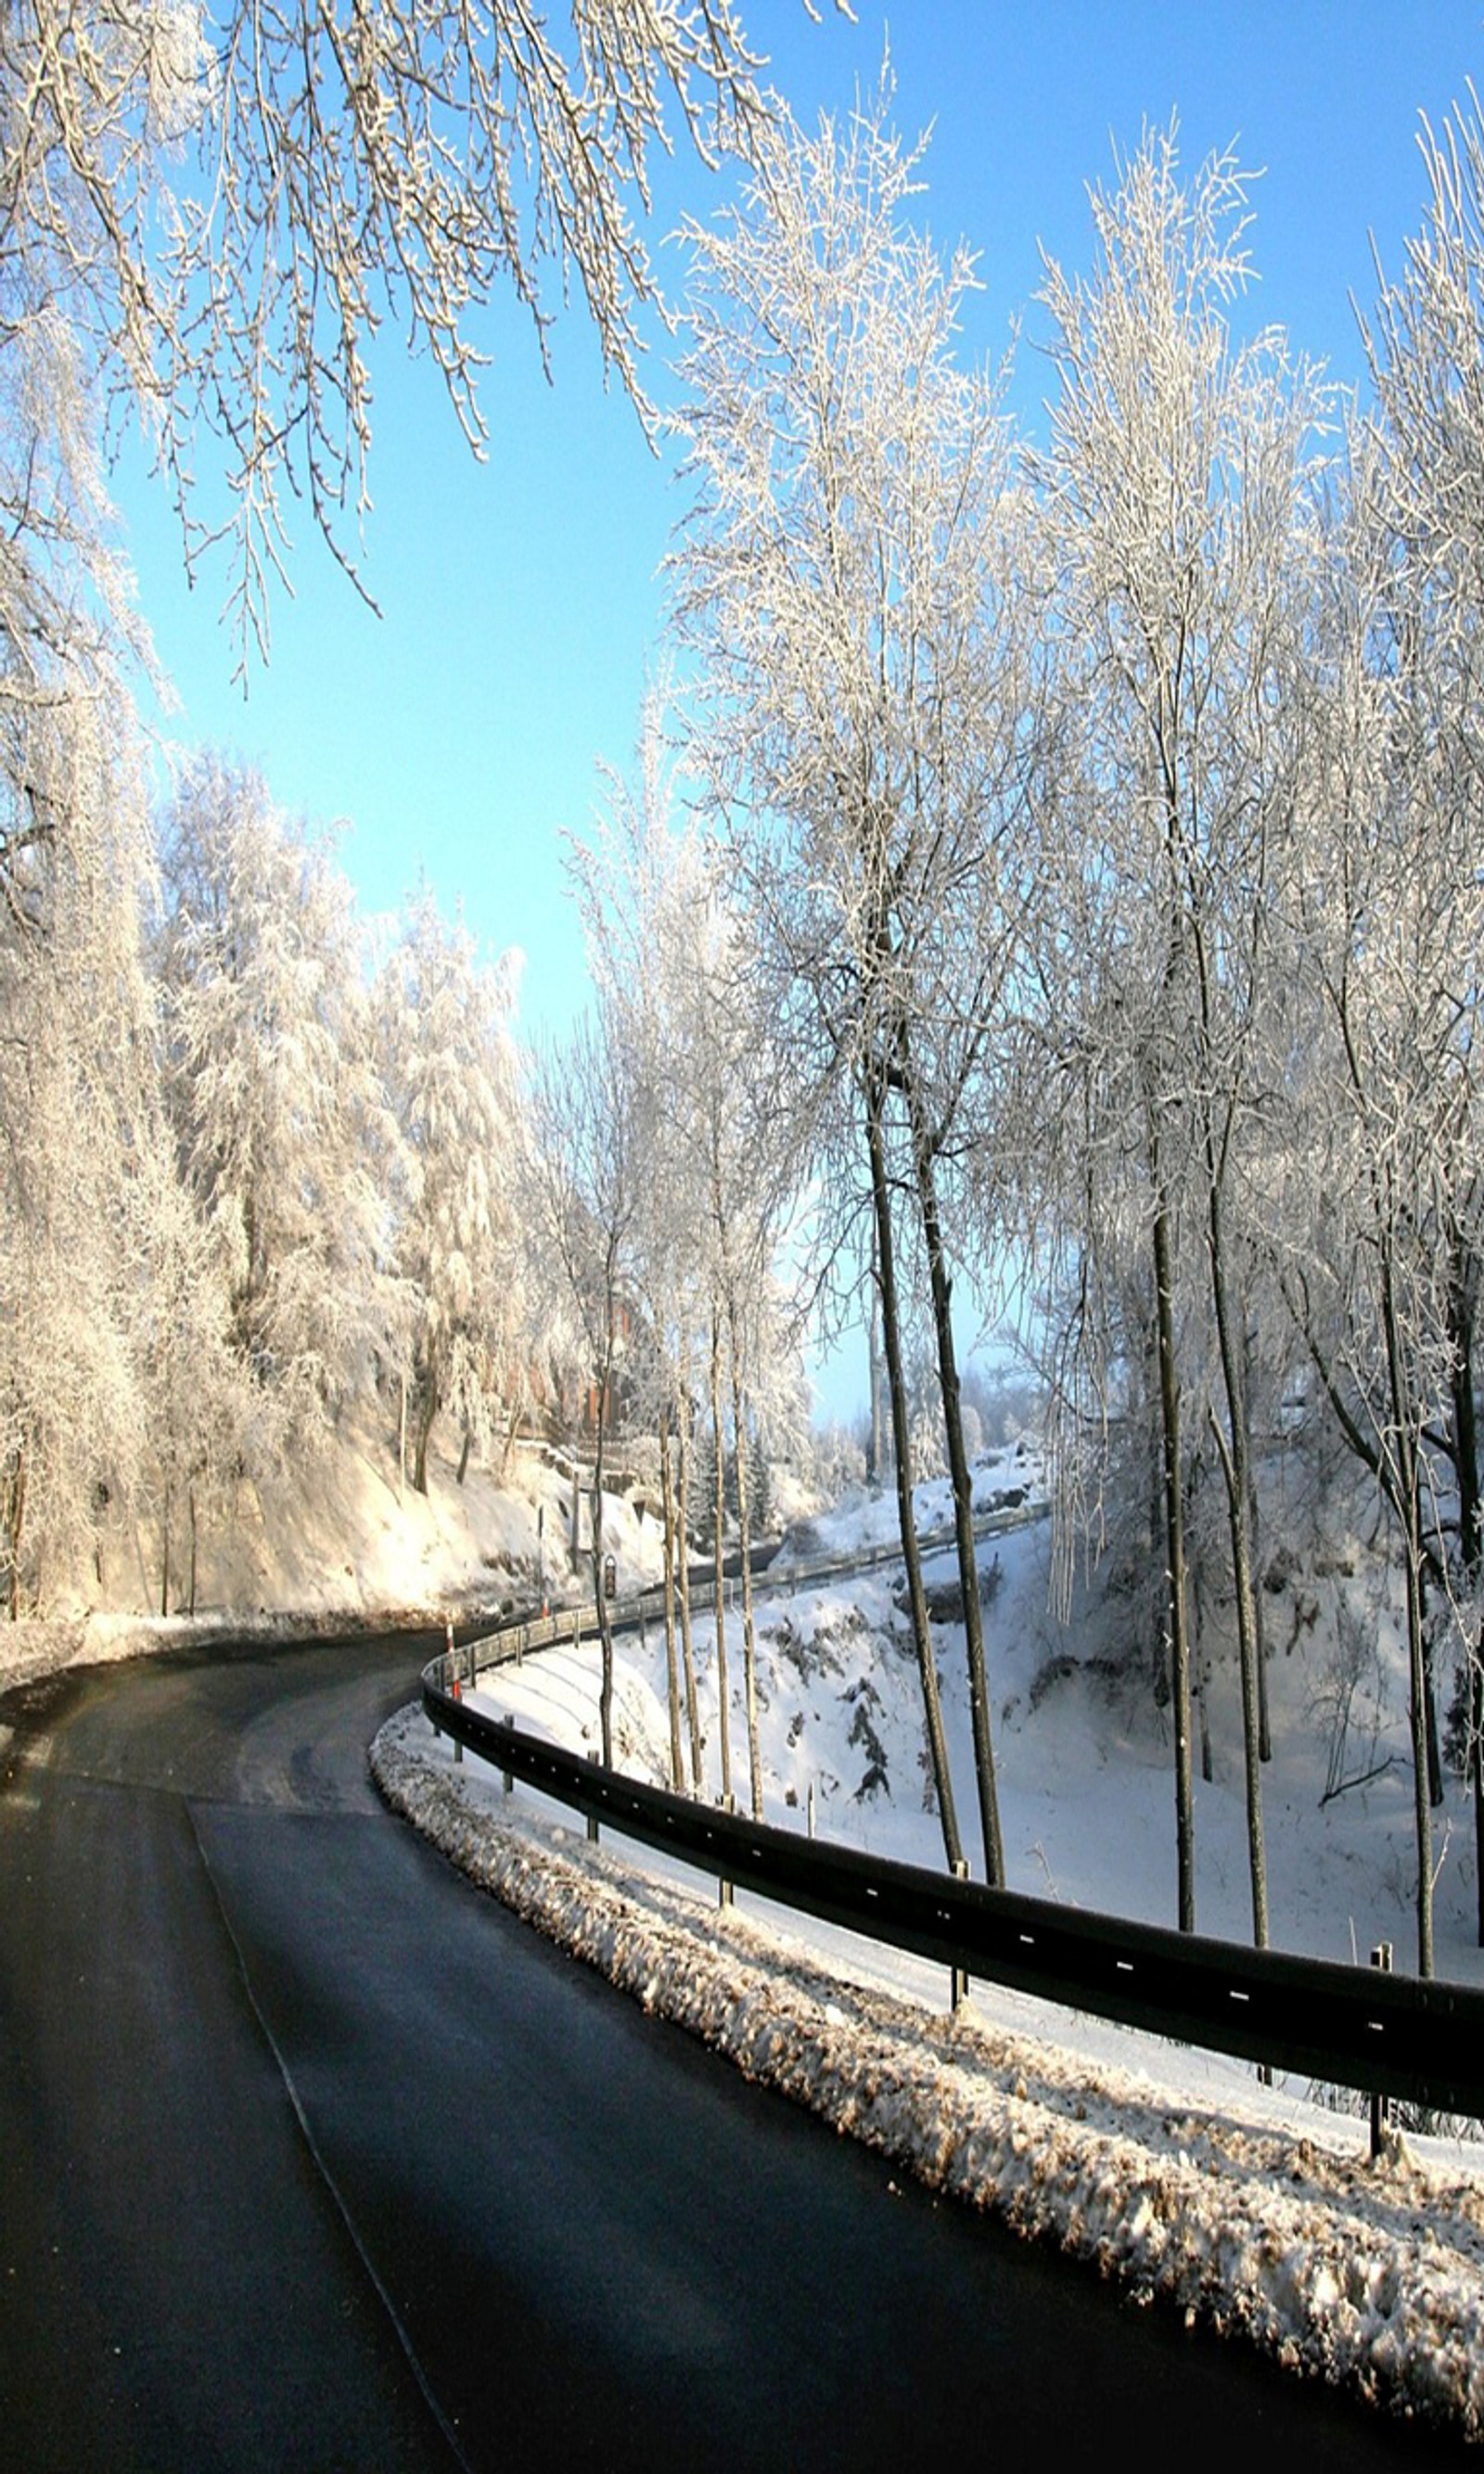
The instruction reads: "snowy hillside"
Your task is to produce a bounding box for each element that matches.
[11,1397,1484,2435]
[375,1683,1484,2447]
[471,1442,1484,1991]
[0,1417,670,1686]
[17,1407,1484,1993]
[369,1437,1484,2442]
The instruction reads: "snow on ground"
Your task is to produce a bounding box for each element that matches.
[374,1698,1484,2446]
[370,1437,1484,2444]
[0,1418,668,1691]
[13,1404,1484,2434]
[473,1442,1484,1983]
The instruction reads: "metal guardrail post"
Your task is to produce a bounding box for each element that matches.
[422,1660,1484,2120]
[719,1793,735,1909]
[1371,1941,1394,2156]
[951,1858,970,2011]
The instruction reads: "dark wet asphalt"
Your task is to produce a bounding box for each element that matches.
[0,1634,1471,2470]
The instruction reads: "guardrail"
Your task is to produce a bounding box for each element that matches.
[421,1496,1484,2121]
[461,1494,1046,1673]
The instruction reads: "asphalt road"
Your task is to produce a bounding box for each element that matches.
[0,1633,1472,2470]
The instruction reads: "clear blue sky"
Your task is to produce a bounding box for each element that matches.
[115,1,1484,1046]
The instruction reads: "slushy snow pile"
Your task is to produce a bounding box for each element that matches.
[375,1698,1484,2444]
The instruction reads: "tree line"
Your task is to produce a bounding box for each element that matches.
[633,81,1484,1978]
[0,0,810,1643]
[6,9,1484,1975]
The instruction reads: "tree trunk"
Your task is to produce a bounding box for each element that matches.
[1150,1167,1196,1933]
[1189,1528,1212,1785]
[1449,1242,1484,1943]
[708,1307,733,1807]
[1206,1201,1270,1949]
[868,1219,886,1484]
[7,1445,24,1620]
[658,1406,684,1791]
[1379,1219,1435,1978]
[903,1068,1004,1885]
[1183,853,1269,1944]
[456,1423,472,1486]
[592,1386,615,1773]
[413,1348,439,1496]
[1418,1559,1445,1811]
[676,1374,704,1793]
[1453,1241,1483,1579]
[724,1294,763,1821]
[1243,1324,1273,1765]
[865,1059,963,1872]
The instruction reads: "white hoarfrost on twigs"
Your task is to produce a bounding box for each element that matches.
[373,1703,1484,2445]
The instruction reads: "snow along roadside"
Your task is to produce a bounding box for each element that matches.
[372,1701,1484,2443]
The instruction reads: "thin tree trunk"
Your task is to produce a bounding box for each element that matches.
[868,1217,886,1484]
[1185,855,1270,1944]
[903,1072,1004,1885]
[1206,1214,1270,1948]
[1418,1559,1445,1811]
[413,1348,439,1496]
[658,1405,684,1790]
[1379,1217,1435,1979]
[593,1370,615,1771]
[1243,1324,1273,1765]
[1194,1554,1213,1786]
[1150,1167,1196,1933]
[1192,1633,1207,1790]
[676,1375,704,1793]
[724,1292,763,1821]
[1449,1242,1484,1943]
[865,1060,963,1872]
[6,1447,24,1620]
[708,1306,733,1807]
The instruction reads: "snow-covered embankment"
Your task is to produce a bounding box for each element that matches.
[373,1701,1484,2444]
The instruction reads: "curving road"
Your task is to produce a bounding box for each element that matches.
[0,1633,1471,2470]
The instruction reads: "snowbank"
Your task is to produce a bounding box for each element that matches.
[374,1701,1484,2445]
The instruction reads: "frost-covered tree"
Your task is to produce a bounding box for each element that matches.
[0,42,169,1610]
[566,712,711,1788]
[568,700,809,1812]
[128,1145,263,1614]
[156,752,394,1445]
[1035,124,1326,1942]
[0,0,826,663]
[671,75,1028,1877]
[0,670,159,1610]
[377,887,526,1493]
[1360,86,1484,1946]
[527,1007,639,1769]
[1266,426,1484,1981]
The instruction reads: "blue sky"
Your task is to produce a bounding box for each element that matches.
[116,2,1484,1052]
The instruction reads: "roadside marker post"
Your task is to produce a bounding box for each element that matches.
[951,1859,970,2011]
[1370,1942,1393,2157]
